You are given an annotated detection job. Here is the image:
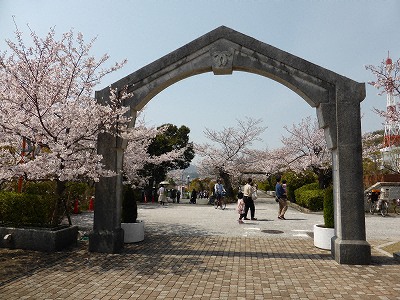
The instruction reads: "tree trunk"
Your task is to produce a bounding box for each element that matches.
[315,167,332,189]
[219,171,234,198]
[52,180,71,226]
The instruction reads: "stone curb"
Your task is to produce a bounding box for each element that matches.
[287,201,315,214]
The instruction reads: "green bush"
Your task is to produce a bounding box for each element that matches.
[25,181,57,195]
[294,183,319,196]
[65,182,94,211]
[0,191,56,227]
[121,186,138,223]
[283,170,317,202]
[295,189,325,211]
[323,186,334,228]
[258,179,272,193]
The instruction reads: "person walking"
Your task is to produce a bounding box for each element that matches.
[275,176,288,220]
[190,189,197,204]
[243,178,257,220]
[158,184,167,205]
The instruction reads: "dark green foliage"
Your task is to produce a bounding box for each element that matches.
[0,191,56,227]
[294,182,319,196]
[294,183,325,211]
[141,124,194,190]
[122,186,138,223]
[25,181,65,225]
[282,170,317,202]
[257,179,272,192]
[65,182,94,210]
[24,181,57,195]
[294,182,320,209]
[66,182,89,200]
[323,186,334,228]
[0,180,94,227]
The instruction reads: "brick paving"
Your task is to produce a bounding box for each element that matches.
[1,195,399,299]
[1,235,399,299]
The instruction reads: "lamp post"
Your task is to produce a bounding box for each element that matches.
[187,175,190,199]
[180,172,186,199]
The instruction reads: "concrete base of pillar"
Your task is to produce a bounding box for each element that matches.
[332,237,371,265]
[89,228,124,253]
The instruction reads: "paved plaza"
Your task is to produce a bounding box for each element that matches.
[1,194,399,299]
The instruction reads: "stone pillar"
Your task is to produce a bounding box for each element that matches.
[89,132,124,253]
[332,84,371,264]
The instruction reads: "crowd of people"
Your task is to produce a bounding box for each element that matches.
[156,176,290,223]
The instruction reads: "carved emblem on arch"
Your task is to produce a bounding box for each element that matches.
[210,49,234,75]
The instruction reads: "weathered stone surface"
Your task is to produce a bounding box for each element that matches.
[92,26,370,264]
[0,226,78,252]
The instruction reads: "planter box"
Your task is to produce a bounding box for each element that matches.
[121,221,144,243]
[313,224,335,250]
[0,225,78,252]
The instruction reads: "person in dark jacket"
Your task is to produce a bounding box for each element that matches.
[190,189,197,204]
[275,176,288,220]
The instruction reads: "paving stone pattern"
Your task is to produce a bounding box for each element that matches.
[1,195,399,299]
[1,235,399,299]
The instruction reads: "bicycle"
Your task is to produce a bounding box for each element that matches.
[368,199,389,217]
[393,199,400,214]
[214,195,226,210]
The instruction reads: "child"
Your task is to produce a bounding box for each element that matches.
[237,191,245,224]
[282,180,287,198]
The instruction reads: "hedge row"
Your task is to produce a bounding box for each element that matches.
[0,191,57,227]
[294,183,324,211]
[323,186,334,228]
[281,171,318,202]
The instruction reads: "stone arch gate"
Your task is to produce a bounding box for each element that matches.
[89,26,371,265]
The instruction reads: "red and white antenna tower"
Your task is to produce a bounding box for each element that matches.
[383,52,400,148]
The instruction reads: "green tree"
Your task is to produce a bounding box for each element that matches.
[141,124,194,196]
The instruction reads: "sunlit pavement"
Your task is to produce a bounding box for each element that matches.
[1,193,399,299]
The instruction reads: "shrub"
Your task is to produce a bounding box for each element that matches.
[65,182,94,211]
[122,186,138,223]
[295,189,325,211]
[0,191,56,227]
[258,179,272,192]
[283,170,317,202]
[25,181,57,195]
[323,186,334,228]
[294,183,319,195]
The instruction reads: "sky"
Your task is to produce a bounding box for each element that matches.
[1,0,399,154]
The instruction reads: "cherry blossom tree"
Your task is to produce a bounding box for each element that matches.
[365,56,400,97]
[362,130,384,175]
[365,56,400,133]
[195,117,266,196]
[257,116,331,188]
[0,24,128,187]
[0,24,189,224]
[0,24,133,224]
[366,56,400,173]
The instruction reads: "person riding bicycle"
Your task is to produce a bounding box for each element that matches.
[377,188,389,211]
[369,189,379,203]
[214,179,226,206]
